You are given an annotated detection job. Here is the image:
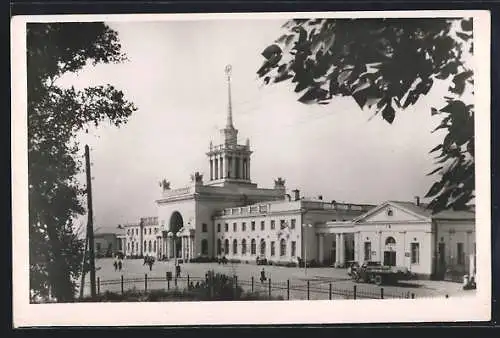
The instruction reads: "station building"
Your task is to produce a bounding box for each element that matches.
[118,66,476,281]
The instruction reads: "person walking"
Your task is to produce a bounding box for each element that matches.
[113,256,118,272]
[260,268,267,284]
[118,259,123,272]
[176,264,181,278]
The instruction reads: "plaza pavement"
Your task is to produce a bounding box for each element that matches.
[81,258,475,300]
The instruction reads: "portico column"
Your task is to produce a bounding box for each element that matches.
[191,236,195,258]
[247,158,251,180]
[210,156,213,180]
[335,233,341,266]
[354,232,359,262]
[339,233,345,266]
[318,234,325,265]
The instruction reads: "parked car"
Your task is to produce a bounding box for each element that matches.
[256,256,268,265]
[351,261,414,286]
[345,261,360,276]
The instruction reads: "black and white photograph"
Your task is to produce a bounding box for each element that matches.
[11,10,491,326]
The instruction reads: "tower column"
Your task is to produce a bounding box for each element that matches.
[247,158,251,180]
[239,157,244,180]
[232,155,237,179]
[210,156,213,181]
[219,155,223,180]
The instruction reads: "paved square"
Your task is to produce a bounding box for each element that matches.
[83,258,475,300]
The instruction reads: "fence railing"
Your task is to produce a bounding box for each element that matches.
[93,273,417,301]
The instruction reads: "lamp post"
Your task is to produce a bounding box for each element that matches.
[302,223,313,276]
[167,231,177,266]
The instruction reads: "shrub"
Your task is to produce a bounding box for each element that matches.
[190,256,216,263]
[229,259,241,264]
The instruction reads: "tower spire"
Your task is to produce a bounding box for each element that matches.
[225,64,234,129]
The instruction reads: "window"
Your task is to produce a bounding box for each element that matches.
[280,239,286,256]
[260,221,265,231]
[291,219,296,229]
[127,242,130,251]
[144,241,147,251]
[291,241,296,257]
[149,228,151,235]
[233,223,237,232]
[411,243,420,264]
[224,239,229,254]
[271,220,276,230]
[217,223,221,232]
[233,239,238,254]
[135,242,138,252]
[96,243,101,252]
[242,222,246,231]
[364,242,371,261]
[260,239,266,255]
[280,220,286,229]
[202,223,208,232]
[385,236,396,245]
[136,229,138,235]
[127,229,130,235]
[153,240,157,252]
[154,227,158,234]
[148,240,152,252]
[251,221,255,231]
[224,223,228,232]
[271,241,276,256]
[217,239,222,255]
[144,228,147,235]
[201,239,208,255]
[241,239,247,255]
[457,242,465,265]
[251,239,256,255]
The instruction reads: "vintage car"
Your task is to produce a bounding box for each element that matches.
[351,261,415,286]
[256,255,268,265]
[345,261,360,276]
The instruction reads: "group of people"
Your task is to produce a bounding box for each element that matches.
[143,255,155,271]
[113,255,124,272]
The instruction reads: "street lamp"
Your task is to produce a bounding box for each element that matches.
[167,231,177,266]
[302,223,313,276]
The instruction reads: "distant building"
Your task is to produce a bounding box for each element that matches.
[121,217,160,258]
[94,230,123,258]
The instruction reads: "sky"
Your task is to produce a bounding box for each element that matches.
[55,18,466,231]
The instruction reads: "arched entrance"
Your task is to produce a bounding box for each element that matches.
[169,211,183,259]
[383,236,397,266]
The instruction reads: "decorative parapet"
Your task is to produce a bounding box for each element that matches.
[161,186,192,198]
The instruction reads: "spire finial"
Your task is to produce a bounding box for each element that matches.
[225,64,234,128]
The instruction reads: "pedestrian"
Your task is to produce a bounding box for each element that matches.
[260,268,266,284]
[113,257,118,271]
[148,258,154,271]
[118,259,123,271]
[176,264,181,278]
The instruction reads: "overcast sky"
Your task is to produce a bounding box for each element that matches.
[56,18,467,231]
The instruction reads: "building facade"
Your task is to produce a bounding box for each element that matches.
[116,66,476,281]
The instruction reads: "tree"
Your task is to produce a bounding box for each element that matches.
[27,23,137,302]
[257,18,474,214]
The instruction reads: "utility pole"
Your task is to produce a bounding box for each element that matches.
[85,145,97,297]
[79,233,89,299]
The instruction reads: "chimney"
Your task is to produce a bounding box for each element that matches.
[318,195,323,200]
[292,189,300,201]
[414,196,420,206]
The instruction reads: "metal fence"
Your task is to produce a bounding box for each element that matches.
[94,272,416,300]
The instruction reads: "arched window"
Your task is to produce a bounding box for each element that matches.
[241,239,247,255]
[233,239,238,255]
[385,237,396,245]
[153,240,156,252]
[280,238,286,256]
[144,241,147,252]
[251,239,256,255]
[217,239,222,255]
[136,242,138,252]
[224,239,229,254]
[148,240,152,252]
[201,239,208,255]
[127,242,130,251]
[260,239,266,256]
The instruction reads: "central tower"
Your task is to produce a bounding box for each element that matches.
[206,65,254,187]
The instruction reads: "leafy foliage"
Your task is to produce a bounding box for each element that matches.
[257,18,474,213]
[27,23,137,302]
